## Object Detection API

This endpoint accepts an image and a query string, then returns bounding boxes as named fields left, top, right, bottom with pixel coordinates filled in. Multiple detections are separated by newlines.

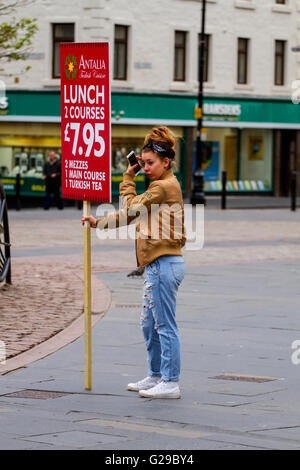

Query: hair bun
left=144, top=126, right=176, bottom=151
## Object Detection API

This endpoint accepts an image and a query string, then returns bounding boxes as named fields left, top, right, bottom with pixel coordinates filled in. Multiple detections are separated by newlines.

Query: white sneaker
left=139, top=380, right=181, bottom=399
left=127, top=375, right=161, bottom=392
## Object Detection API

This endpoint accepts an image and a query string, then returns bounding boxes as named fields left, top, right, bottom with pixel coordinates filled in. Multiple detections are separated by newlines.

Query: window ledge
left=180, top=0, right=216, bottom=3
left=233, top=84, right=254, bottom=92
left=203, top=81, right=216, bottom=89
left=271, top=85, right=290, bottom=93
left=43, top=78, right=60, bottom=88
left=272, top=5, right=292, bottom=14
left=111, top=80, right=134, bottom=90
left=234, top=1, right=256, bottom=10
left=169, top=81, right=194, bottom=92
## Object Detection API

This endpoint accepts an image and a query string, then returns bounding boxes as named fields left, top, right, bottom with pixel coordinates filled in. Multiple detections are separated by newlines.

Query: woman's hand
left=81, top=215, right=97, bottom=228
left=125, top=163, right=138, bottom=177
left=125, top=156, right=142, bottom=176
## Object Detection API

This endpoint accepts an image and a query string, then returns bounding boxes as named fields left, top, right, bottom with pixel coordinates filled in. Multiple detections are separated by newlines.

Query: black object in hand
left=126, top=151, right=142, bottom=175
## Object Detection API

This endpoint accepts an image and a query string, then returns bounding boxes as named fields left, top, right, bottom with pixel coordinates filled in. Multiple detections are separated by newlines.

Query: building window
left=237, top=38, right=249, bottom=84
left=198, top=34, right=210, bottom=82
left=52, top=23, right=74, bottom=79
left=275, top=0, right=286, bottom=4
left=274, top=40, right=286, bottom=85
left=114, top=25, right=128, bottom=80
left=174, top=31, right=187, bottom=81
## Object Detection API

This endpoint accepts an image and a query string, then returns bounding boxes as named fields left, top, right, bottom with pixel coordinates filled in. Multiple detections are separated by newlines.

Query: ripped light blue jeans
left=141, top=255, right=185, bottom=382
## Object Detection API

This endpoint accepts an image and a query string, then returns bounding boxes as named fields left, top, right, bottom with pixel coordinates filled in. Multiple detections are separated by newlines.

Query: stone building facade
left=1, top=0, right=300, bottom=198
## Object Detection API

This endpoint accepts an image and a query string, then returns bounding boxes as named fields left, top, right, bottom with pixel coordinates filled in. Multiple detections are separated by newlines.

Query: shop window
left=174, top=31, right=187, bottom=82
left=114, top=25, right=129, bottom=80
left=8, top=148, right=61, bottom=177
left=274, top=40, right=286, bottom=86
left=237, top=38, right=249, bottom=84
left=194, top=128, right=273, bottom=193
left=112, top=139, right=143, bottom=173
left=0, top=147, right=11, bottom=177
left=52, top=23, right=75, bottom=79
left=198, top=34, right=210, bottom=82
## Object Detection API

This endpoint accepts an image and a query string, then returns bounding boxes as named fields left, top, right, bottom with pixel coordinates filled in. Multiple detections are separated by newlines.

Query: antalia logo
left=65, top=55, right=78, bottom=80
left=78, top=55, right=106, bottom=79
left=79, top=55, right=106, bottom=70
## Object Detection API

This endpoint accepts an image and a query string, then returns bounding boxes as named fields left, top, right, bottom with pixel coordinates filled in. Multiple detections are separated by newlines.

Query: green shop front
left=1, top=90, right=300, bottom=199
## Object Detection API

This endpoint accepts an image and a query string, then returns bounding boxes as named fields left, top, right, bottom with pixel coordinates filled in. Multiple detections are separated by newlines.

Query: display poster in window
left=60, top=42, right=111, bottom=202
left=192, top=141, right=220, bottom=181
left=249, top=136, right=263, bottom=161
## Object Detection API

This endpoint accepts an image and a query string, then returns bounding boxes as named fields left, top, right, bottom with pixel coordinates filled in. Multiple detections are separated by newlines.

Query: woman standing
left=82, top=126, right=186, bottom=399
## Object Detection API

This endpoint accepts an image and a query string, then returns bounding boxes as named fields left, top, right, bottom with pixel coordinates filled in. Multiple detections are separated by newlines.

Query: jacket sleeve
left=120, top=173, right=166, bottom=211
left=96, top=173, right=165, bottom=229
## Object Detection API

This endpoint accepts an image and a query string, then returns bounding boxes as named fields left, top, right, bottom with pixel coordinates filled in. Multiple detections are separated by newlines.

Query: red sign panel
left=60, top=42, right=111, bottom=202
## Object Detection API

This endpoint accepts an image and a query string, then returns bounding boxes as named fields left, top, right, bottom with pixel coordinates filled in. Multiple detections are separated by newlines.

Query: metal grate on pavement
left=2, top=389, right=73, bottom=399
left=209, top=374, right=281, bottom=383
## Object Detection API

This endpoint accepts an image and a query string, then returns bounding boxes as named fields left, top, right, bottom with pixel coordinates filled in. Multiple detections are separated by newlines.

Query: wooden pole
left=83, top=200, right=92, bottom=390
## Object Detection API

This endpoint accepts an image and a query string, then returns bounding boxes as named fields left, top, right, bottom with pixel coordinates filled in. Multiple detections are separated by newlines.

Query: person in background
left=42, top=151, right=63, bottom=210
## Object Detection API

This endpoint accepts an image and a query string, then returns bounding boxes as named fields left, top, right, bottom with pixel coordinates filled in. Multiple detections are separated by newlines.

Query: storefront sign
left=60, top=42, right=111, bottom=202
left=203, top=103, right=241, bottom=120
left=0, top=96, right=8, bottom=110
left=5, top=89, right=300, bottom=128
left=0, top=79, right=8, bottom=113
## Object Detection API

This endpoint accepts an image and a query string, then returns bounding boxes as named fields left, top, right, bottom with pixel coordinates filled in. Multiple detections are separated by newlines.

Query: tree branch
left=0, top=1, right=35, bottom=15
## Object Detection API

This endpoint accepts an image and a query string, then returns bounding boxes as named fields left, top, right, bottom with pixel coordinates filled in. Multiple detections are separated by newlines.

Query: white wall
left=1, top=0, right=298, bottom=99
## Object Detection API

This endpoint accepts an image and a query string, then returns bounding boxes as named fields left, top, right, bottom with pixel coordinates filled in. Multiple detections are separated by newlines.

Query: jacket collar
left=158, top=168, right=174, bottom=180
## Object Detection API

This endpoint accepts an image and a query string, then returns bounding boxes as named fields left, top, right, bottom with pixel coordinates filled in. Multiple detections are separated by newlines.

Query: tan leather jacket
left=96, top=168, right=186, bottom=267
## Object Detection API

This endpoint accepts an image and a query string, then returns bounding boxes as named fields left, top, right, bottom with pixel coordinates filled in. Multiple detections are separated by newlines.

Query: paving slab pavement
left=1, top=206, right=300, bottom=450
